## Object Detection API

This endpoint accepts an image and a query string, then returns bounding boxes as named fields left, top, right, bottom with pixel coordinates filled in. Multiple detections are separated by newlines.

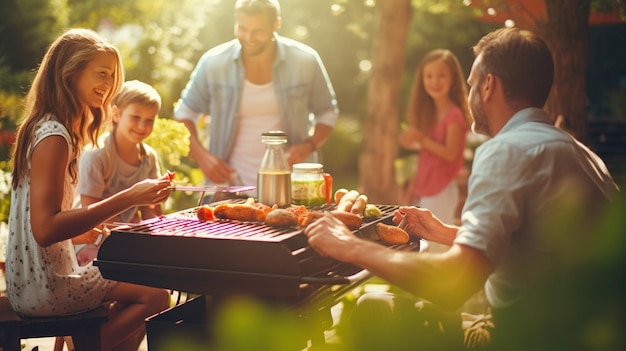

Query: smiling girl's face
left=73, top=51, right=117, bottom=110
left=422, top=58, right=453, bottom=103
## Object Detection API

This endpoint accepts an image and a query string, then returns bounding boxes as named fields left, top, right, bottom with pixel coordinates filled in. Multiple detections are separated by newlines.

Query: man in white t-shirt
left=174, top=0, right=338, bottom=190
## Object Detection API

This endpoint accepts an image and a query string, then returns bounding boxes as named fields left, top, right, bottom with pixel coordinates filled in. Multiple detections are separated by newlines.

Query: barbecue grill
left=95, top=203, right=418, bottom=299
left=94, top=202, right=420, bottom=348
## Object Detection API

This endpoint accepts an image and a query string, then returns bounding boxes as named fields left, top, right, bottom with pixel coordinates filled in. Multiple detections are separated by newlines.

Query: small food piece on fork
left=196, top=205, right=215, bottom=222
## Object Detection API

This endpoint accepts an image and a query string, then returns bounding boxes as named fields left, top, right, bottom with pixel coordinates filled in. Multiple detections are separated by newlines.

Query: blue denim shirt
left=174, top=34, right=339, bottom=161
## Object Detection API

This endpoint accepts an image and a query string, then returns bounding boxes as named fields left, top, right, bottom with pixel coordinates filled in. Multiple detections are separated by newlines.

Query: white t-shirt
left=229, top=80, right=282, bottom=188
left=78, top=134, right=160, bottom=222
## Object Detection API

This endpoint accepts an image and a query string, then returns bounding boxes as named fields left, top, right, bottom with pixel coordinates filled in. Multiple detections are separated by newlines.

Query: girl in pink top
left=399, top=49, right=471, bottom=251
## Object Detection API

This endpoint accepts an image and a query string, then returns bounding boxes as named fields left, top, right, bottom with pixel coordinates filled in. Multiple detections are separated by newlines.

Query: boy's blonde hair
left=112, top=80, right=162, bottom=111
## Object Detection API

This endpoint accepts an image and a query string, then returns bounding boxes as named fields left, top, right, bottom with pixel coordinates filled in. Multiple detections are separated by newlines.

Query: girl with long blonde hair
left=8, top=28, right=171, bottom=350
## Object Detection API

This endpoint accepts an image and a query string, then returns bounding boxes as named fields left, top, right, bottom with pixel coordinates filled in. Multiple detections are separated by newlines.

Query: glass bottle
left=257, top=131, right=291, bottom=207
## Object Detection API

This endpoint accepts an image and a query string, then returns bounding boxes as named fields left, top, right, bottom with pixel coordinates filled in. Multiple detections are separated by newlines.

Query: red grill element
left=95, top=204, right=418, bottom=299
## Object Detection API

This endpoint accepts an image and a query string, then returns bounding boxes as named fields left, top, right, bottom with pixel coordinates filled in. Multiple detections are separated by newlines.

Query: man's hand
left=181, top=118, right=235, bottom=183
left=304, top=213, right=358, bottom=261
left=196, top=149, right=236, bottom=184
left=393, top=206, right=458, bottom=246
left=287, top=142, right=314, bottom=166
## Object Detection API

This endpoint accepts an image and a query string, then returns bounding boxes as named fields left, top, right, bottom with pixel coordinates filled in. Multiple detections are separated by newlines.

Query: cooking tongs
left=167, top=185, right=256, bottom=193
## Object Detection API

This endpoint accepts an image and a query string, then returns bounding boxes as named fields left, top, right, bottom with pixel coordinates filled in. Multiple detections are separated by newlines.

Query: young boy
left=76, top=80, right=164, bottom=264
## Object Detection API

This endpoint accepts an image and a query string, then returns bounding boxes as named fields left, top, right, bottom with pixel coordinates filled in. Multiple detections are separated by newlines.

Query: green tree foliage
left=142, top=117, right=199, bottom=212
left=402, top=10, right=498, bottom=118
left=1, top=0, right=623, bottom=190
left=279, top=0, right=375, bottom=119
left=65, top=0, right=224, bottom=116
left=0, top=161, right=10, bottom=223
left=143, top=117, right=190, bottom=172
left=0, top=0, right=69, bottom=152
left=0, top=0, right=68, bottom=86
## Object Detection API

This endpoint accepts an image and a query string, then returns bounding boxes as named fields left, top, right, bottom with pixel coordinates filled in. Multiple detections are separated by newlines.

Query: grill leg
left=306, top=307, right=334, bottom=350
left=309, top=329, right=326, bottom=349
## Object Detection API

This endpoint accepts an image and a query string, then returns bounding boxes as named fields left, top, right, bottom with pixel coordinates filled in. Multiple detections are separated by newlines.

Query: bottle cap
left=262, top=131, right=287, bottom=138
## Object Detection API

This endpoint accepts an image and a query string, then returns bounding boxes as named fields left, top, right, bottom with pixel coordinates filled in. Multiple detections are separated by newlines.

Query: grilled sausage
left=375, top=222, right=410, bottom=245
left=213, top=203, right=269, bottom=222
left=329, top=210, right=363, bottom=230
left=336, top=190, right=360, bottom=212
left=265, top=209, right=299, bottom=228
left=334, top=188, right=349, bottom=204
left=350, top=194, right=368, bottom=216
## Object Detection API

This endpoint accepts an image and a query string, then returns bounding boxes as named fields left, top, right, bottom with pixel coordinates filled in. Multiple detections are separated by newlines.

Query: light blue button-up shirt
left=454, top=108, right=618, bottom=309
left=174, top=34, right=339, bottom=162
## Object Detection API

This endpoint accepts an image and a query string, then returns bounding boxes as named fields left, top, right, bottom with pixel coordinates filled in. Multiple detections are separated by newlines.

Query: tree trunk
left=359, top=0, right=412, bottom=204
left=540, top=0, right=591, bottom=143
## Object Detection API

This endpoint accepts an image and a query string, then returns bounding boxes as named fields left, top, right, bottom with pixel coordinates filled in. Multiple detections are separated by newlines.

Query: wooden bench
left=0, top=296, right=108, bottom=351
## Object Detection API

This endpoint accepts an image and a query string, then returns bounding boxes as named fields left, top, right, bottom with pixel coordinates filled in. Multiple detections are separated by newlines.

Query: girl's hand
left=399, top=127, right=423, bottom=150
left=128, top=178, right=173, bottom=206
left=413, top=129, right=425, bottom=143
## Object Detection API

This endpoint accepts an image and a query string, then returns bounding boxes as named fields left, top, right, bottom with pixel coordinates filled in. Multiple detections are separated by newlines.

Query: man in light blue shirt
left=303, top=27, right=619, bottom=349
left=174, top=0, right=338, bottom=188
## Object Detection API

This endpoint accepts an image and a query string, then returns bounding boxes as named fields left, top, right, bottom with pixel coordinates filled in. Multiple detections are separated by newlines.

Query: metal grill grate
left=95, top=204, right=410, bottom=297
left=115, top=204, right=400, bottom=242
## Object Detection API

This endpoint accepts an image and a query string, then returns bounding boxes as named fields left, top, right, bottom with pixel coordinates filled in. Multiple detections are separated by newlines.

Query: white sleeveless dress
left=6, top=116, right=117, bottom=317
